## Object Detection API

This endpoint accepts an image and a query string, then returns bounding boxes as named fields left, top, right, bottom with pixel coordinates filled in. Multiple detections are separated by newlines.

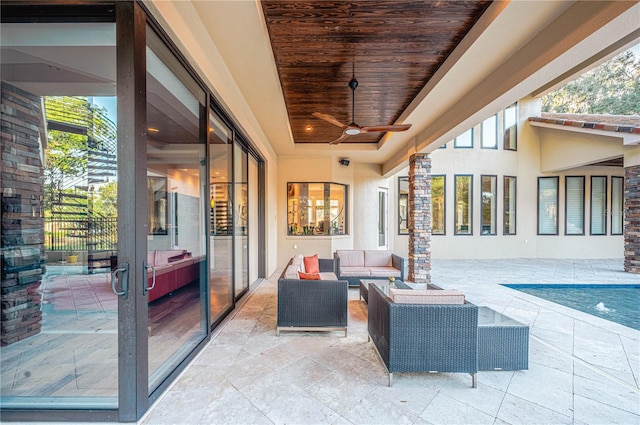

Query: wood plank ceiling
left=261, top=0, right=491, bottom=145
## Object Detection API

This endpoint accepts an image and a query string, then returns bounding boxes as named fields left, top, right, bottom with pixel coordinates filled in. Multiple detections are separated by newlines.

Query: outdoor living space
left=132, top=258, right=640, bottom=425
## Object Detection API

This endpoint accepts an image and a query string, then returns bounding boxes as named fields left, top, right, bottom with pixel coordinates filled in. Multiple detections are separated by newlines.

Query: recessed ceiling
left=261, top=0, right=491, bottom=145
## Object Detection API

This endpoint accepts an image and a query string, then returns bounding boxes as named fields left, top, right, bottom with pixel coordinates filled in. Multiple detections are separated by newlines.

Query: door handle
left=111, top=263, right=129, bottom=298
left=144, top=261, right=156, bottom=294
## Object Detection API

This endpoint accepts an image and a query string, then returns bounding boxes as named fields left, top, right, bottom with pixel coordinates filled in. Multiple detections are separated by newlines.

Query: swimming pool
left=503, top=284, right=640, bottom=330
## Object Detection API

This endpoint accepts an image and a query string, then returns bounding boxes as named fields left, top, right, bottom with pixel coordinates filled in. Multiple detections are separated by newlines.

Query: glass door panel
left=248, top=155, right=259, bottom=285
left=233, top=144, right=249, bottom=298
left=1, top=21, right=119, bottom=408
left=209, top=113, right=233, bottom=325
left=145, top=26, right=207, bottom=393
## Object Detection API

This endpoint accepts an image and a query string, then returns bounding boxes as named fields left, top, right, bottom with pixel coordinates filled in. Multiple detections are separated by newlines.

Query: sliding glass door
left=1, top=2, right=264, bottom=421
left=145, top=25, right=208, bottom=393
left=0, top=12, right=120, bottom=414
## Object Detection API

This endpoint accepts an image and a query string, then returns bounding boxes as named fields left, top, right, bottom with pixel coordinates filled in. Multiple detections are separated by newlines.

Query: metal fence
left=45, top=217, right=118, bottom=252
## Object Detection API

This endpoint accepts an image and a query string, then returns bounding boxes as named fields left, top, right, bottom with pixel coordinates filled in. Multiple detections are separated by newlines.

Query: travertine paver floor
left=141, top=259, right=639, bottom=425
left=5, top=259, right=639, bottom=424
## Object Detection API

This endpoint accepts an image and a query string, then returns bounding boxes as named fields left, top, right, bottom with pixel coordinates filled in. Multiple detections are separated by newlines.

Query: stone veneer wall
left=624, top=165, right=640, bottom=273
left=1, top=82, right=45, bottom=346
left=408, top=153, right=431, bottom=283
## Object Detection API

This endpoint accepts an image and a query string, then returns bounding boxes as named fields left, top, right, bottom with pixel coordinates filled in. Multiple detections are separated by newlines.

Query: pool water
left=503, top=284, right=640, bottom=330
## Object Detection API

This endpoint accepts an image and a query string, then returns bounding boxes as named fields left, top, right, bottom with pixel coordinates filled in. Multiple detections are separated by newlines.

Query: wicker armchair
left=276, top=258, right=348, bottom=336
left=367, top=284, right=478, bottom=387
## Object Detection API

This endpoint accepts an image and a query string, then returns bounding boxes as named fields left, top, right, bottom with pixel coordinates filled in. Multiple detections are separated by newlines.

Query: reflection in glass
left=234, top=144, right=249, bottom=298
left=1, top=21, right=118, bottom=407
left=481, top=115, right=497, bottom=148
left=481, top=175, right=497, bottom=235
left=432, top=175, right=446, bottom=235
left=287, top=183, right=347, bottom=236
left=504, top=176, right=517, bottom=235
left=209, top=112, right=233, bottom=325
left=538, top=177, right=558, bottom=235
left=611, top=177, right=623, bottom=235
left=148, top=177, right=168, bottom=235
left=398, top=177, right=409, bottom=235
left=590, top=176, right=607, bottom=235
left=146, top=25, right=207, bottom=393
left=565, top=176, right=585, bottom=235
left=455, top=175, right=473, bottom=235
left=454, top=129, right=473, bottom=148
left=504, top=103, right=517, bottom=150
left=378, top=189, right=387, bottom=247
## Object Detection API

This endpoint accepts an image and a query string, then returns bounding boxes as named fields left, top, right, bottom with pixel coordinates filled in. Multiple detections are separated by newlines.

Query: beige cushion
left=390, top=288, right=465, bottom=304
left=292, top=254, right=304, bottom=272
left=369, top=267, right=401, bottom=278
left=336, top=250, right=365, bottom=267
left=154, top=250, right=187, bottom=266
left=339, top=266, right=371, bottom=277
left=284, top=264, right=299, bottom=279
left=318, top=272, right=338, bottom=280
left=364, top=250, right=392, bottom=267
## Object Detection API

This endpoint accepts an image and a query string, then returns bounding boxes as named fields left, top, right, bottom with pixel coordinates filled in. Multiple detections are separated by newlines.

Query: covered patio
left=138, top=259, right=640, bottom=425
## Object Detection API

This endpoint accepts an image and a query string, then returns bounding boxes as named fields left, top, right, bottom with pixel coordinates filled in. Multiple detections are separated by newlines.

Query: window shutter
left=565, top=177, right=584, bottom=235
left=611, top=177, right=623, bottom=235
left=590, top=177, right=607, bottom=235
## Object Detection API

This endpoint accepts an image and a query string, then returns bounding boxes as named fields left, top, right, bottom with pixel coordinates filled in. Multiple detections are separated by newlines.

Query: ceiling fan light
left=345, top=128, right=360, bottom=135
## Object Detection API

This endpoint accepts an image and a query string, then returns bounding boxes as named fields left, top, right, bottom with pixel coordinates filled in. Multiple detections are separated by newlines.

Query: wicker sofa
left=276, top=255, right=349, bottom=336
left=334, top=250, right=405, bottom=287
left=367, top=283, right=478, bottom=387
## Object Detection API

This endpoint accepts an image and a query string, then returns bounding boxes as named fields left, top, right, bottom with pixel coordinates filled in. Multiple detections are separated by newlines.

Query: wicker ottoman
left=477, top=306, right=529, bottom=371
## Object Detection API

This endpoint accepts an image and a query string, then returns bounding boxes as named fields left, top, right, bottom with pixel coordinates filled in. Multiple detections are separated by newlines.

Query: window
left=481, top=115, right=498, bottom=149
left=611, top=176, right=623, bottom=235
left=590, top=176, right=607, bottom=235
left=454, top=175, right=473, bottom=235
left=538, top=177, right=558, bottom=235
left=565, top=176, right=584, bottom=235
left=432, top=175, right=446, bottom=235
left=454, top=129, right=473, bottom=148
left=378, top=188, right=388, bottom=247
left=287, top=182, right=347, bottom=236
left=398, top=176, right=409, bottom=235
left=504, top=176, right=516, bottom=235
left=481, top=175, right=497, bottom=235
left=504, top=103, right=517, bottom=150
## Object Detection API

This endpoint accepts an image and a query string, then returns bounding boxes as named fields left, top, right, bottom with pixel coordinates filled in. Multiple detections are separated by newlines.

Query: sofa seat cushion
left=369, top=266, right=401, bottom=278
left=319, top=272, right=338, bottom=280
left=389, top=288, right=465, bottom=304
left=340, top=266, right=371, bottom=277
left=152, top=263, right=174, bottom=277
left=364, top=250, right=392, bottom=267
left=336, top=250, right=365, bottom=267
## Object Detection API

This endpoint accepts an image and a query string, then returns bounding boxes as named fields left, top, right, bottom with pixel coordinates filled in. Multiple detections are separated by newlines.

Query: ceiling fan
left=313, top=77, right=412, bottom=145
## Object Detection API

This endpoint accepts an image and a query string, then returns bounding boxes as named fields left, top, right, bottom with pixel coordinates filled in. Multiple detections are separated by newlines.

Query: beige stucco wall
left=392, top=97, right=625, bottom=260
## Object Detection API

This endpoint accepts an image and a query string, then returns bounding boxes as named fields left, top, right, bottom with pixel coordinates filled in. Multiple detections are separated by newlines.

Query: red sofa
left=146, top=250, right=202, bottom=302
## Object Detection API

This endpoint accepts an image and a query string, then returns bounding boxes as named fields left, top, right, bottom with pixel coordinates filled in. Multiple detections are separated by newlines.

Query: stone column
left=1, top=82, right=45, bottom=346
left=408, top=153, right=431, bottom=283
left=624, top=165, right=640, bottom=273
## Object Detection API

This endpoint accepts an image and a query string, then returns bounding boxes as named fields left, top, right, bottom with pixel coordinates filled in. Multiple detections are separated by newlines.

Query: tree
left=542, top=50, right=640, bottom=115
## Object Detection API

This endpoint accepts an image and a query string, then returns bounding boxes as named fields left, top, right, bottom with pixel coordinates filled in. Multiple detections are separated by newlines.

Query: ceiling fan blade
left=328, top=133, right=351, bottom=145
left=312, top=112, right=347, bottom=129
left=360, top=124, right=412, bottom=133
